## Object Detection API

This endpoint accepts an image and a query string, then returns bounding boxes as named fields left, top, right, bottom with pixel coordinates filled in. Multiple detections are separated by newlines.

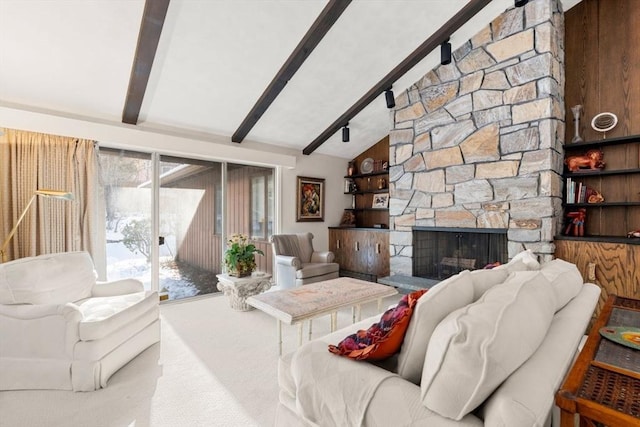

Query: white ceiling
left=0, top=0, right=581, bottom=160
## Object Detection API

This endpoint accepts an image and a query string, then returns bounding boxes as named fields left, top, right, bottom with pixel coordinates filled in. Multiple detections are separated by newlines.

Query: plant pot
left=228, top=260, right=254, bottom=278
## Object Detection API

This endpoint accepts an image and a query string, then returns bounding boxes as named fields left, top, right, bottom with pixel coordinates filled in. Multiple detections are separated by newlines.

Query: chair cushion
left=296, top=262, right=339, bottom=279
left=420, top=271, right=556, bottom=420
left=396, top=271, right=475, bottom=384
left=540, top=258, right=584, bottom=311
left=328, top=290, right=428, bottom=361
left=0, top=251, right=95, bottom=305
left=77, top=291, right=158, bottom=341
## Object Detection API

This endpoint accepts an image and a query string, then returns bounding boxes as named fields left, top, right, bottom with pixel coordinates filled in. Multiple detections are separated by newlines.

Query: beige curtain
left=0, top=128, right=105, bottom=274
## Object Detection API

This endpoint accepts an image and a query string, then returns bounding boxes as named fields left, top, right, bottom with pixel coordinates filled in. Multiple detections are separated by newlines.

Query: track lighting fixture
left=384, top=88, right=395, bottom=109
left=514, top=0, right=528, bottom=6
left=440, top=39, right=452, bottom=65
left=342, top=124, right=350, bottom=143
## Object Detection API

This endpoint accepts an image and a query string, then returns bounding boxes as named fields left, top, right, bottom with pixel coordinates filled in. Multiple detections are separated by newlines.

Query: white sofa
left=0, top=251, right=160, bottom=391
left=276, top=254, right=600, bottom=426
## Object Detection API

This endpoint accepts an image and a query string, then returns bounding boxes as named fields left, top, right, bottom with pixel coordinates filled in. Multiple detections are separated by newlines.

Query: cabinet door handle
left=337, top=239, right=340, bottom=249
left=355, top=241, right=359, bottom=251
left=376, top=243, right=380, bottom=254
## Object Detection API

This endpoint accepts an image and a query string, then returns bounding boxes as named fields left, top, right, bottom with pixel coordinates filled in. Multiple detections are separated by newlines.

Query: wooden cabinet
left=562, top=135, right=640, bottom=239
left=555, top=239, right=640, bottom=319
left=329, top=228, right=389, bottom=282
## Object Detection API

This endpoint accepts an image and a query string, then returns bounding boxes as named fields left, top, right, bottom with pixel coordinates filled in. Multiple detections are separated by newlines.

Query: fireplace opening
left=413, top=227, right=508, bottom=281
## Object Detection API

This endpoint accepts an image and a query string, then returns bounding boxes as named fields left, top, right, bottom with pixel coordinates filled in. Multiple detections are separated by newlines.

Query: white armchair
left=0, top=251, right=160, bottom=391
left=270, top=233, right=339, bottom=288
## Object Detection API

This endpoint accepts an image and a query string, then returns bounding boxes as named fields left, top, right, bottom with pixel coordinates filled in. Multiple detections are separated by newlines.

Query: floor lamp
left=0, top=189, right=75, bottom=263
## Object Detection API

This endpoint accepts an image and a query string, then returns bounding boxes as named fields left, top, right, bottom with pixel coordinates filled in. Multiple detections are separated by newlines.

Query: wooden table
left=246, top=277, right=398, bottom=355
left=556, top=295, right=640, bottom=426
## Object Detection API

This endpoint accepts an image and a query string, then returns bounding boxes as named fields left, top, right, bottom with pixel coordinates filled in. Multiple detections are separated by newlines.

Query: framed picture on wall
left=372, top=193, right=389, bottom=209
left=296, top=176, right=324, bottom=222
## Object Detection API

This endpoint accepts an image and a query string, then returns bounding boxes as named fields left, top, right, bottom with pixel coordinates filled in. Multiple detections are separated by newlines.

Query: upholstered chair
left=0, top=251, right=160, bottom=391
left=270, top=233, right=339, bottom=288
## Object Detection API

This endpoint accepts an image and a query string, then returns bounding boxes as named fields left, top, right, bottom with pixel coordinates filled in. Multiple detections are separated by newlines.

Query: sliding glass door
left=157, top=156, right=222, bottom=300
left=100, top=148, right=153, bottom=289
left=100, top=150, right=275, bottom=301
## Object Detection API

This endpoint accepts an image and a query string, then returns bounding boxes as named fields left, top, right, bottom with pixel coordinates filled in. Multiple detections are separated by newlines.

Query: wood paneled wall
left=564, top=0, right=640, bottom=141
left=558, top=0, right=640, bottom=317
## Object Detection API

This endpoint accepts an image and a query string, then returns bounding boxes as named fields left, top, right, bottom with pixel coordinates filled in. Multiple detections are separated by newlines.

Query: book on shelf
left=566, top=178, right=587, bottom=204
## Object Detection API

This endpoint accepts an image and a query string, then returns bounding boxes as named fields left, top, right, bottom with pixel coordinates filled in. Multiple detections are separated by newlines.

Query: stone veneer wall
left=389, top=0, right=565, bottom=276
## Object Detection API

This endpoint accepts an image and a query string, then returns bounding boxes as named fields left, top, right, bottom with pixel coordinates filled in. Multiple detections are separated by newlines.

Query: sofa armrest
left=311, top=251, right=335, bottom=263
left=275, top=255, right=302, bottom=270
left=92, top=278, right=144, bottom=296
left=0, top=303, right=81, bottom=358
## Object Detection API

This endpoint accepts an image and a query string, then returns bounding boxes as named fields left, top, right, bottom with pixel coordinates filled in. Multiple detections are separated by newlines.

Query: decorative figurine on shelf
left=571, top=105, right=583, bottom=143
left=347, top=161, right=356, bottom=176
left=340, top=210, right=356, bottom=227
left=586, top=187, right=604, bottom=203
left=628, top=230, right=640, bottom=238
left=591, top=112, right=618, bottom=139
left=564, top=209, right=586, bottom=237
left=565, top=149, right=605, bottom=172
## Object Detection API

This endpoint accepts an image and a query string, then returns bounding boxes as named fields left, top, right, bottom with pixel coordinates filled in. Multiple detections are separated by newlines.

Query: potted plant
left=223, top=233, right=265, bottom=277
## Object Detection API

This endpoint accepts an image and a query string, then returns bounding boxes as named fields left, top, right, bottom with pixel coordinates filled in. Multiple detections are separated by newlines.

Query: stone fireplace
left=389, top=0, right=565, bottom=276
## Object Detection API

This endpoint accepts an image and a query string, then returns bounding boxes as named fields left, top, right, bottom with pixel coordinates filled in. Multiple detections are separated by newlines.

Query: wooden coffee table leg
left=308, top=320, right=312, bottom=341
left=331, top=312, right=337, bottom=331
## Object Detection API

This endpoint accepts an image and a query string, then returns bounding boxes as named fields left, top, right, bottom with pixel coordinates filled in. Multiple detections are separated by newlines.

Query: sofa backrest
left=0, top=251, right=96, bottom=305
left=270, top=233, right=314, bottom=263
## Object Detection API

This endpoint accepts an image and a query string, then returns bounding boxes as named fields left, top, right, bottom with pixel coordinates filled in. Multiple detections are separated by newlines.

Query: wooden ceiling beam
left=302, top=0, right=492, bottom=155
left=231, top=0, right=352, bottom=143
left=122, top=0, right=171, bottom=125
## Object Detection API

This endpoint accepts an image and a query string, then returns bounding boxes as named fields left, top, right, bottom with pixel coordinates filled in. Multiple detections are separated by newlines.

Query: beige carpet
left=0, top=292, right=400, bottom=427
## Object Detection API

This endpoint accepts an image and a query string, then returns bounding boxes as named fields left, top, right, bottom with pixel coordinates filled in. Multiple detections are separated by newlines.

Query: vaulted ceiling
left=0, top=0, right=580, bottom=160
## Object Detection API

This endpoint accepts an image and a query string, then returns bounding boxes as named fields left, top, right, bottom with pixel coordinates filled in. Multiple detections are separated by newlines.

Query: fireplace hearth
left=413, top=227, right=508, bottom=281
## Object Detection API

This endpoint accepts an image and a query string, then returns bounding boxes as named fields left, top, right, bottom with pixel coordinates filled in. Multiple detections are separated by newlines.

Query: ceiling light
left=440, top=39, right=452, bottom=65
left=384, top=88, right=395, bottom=109
left=342, top=124, right=350, bottom=143
left=515, top=0, right=528, bottom=6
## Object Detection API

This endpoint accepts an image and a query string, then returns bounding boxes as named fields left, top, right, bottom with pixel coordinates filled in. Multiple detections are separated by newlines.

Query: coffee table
left=556, top=295, right=640, bottom=426
left=246, top=277, right=398, bottom=355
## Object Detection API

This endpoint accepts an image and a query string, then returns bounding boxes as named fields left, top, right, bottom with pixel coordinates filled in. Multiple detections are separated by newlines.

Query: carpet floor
left=0, top=292, right=400, bottom=427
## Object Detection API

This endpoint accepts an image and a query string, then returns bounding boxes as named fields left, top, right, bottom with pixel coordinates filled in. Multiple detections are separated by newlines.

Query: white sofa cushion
left=420, top=271, right=556, bottom=420
left=0, top=252, right=95, bottom=305
left=540, top=258, right=584, bottom=311
left=469, top=268, right=510, bottom=300
left=396, top=271, right=475, bottom=384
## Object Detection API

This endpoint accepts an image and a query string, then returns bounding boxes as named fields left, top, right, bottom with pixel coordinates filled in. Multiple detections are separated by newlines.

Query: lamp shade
left=35, top=190, right=75, bottom=200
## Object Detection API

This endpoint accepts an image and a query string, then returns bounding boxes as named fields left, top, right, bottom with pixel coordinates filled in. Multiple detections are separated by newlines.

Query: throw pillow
left=495, top=249, right=541, bottom=273
left=328, top=289, right=428, bottom=361
left=396, top=271, right=475, bottom=384
left=420, top=270, right=556, bottom=420
left=540, top=258, right=583, bottom=311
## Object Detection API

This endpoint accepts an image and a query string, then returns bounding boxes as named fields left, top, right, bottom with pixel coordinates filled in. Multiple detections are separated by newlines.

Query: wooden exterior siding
left=227, top=165, right=273, bottom=274
left=166, top=164, right=273, bottom=276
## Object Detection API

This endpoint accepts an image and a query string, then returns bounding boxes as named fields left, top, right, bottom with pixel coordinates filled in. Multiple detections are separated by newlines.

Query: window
left=251, top=172, right=273, bottom=241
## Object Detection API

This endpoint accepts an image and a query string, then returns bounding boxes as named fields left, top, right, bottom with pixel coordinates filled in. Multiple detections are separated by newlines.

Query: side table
left=216, top=273, right=272, bottom=311
left=556, top=295, right=640, bottom=426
